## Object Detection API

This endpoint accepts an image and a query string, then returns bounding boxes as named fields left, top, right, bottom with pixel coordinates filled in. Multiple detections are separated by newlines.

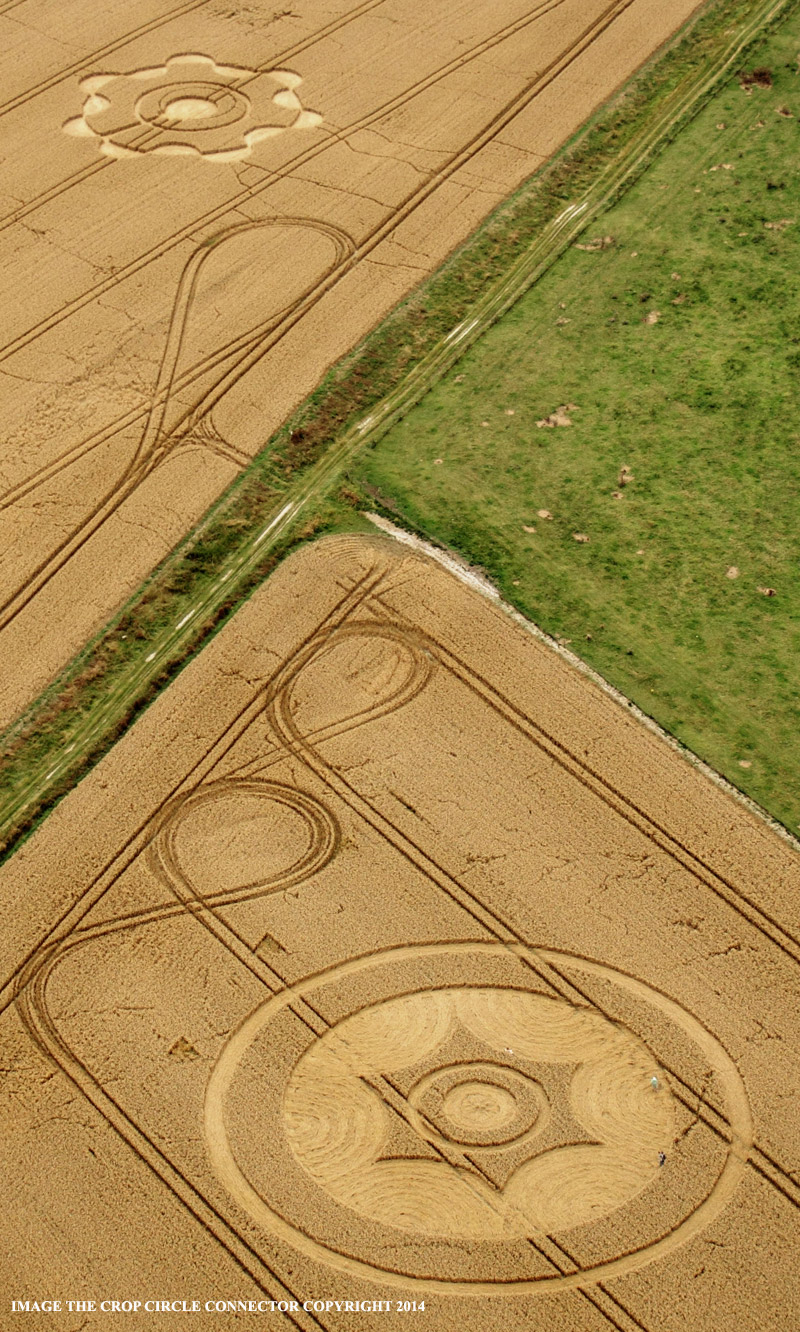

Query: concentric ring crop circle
left=204, top=941, right=752, bottom=1295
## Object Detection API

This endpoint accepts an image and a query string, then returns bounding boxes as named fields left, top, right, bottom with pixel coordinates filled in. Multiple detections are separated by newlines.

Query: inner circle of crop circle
left=136, top=82, right=249, bottom=131
left=444, top=1079, right=516, bottom=1131
left=283, top=991, right=674, bottom=1240
left=163, top=96, right=219, bottom=121
left=407, top=1059, right=549, bottom=1150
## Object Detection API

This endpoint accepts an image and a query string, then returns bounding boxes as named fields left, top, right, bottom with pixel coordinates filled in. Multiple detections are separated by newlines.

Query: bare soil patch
left=737, top=65, right=774, bottom=88
left=536, top=403, right=577, bottom=428
left=574, top=233, right=616, bottom=251
left=1, top=533, right=798, bottom=1327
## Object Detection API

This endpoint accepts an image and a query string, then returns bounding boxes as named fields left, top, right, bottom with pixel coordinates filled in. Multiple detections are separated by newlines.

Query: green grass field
left=354, top=15, right=800, bottom=833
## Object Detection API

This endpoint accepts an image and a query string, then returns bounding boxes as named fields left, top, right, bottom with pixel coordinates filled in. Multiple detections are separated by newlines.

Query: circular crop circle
left=163, top=96, right=219, bottom=121
left=282, top=990, right=673, bottom=1240
left=407, top=1060, right=549, bottom=1150
left=63, top=56, right=322, bottom=161
left=136, top=82, right=249, bottom=131
left=444, top=1079, right=517, bottom=1132
left=205, top=942, right=752, bottom=1295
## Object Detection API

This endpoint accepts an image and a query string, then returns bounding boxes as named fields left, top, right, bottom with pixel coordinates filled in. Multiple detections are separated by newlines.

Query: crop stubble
left=0, top=0, right=705, bottom=726
left=2, top=534, right=799, bottom=1328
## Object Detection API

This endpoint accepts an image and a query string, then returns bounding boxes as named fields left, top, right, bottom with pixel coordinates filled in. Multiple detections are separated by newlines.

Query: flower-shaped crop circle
left=63, top=53, right=322, bottom=162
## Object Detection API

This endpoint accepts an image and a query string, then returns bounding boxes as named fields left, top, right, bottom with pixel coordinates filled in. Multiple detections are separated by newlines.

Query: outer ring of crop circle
left=205, top=941, right=753, bottom=1296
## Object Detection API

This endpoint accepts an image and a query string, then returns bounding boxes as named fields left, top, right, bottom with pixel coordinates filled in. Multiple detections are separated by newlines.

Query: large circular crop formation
left=205, top=942, right=751, bottom=1295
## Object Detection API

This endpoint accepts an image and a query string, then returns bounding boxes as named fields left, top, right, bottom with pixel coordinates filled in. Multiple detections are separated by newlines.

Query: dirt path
left=0, top=0, right=707, bottom=727
left=2, top=532, right=798, bottom=1327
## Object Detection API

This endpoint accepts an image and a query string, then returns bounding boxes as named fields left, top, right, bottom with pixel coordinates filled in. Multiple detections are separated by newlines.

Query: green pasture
left=354, top=18, right=800, bottom=831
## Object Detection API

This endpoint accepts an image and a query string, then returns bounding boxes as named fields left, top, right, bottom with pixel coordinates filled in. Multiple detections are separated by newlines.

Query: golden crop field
left=2, top=534, right=797, bottom=1328
left=0, top=0, right=701, bottom=726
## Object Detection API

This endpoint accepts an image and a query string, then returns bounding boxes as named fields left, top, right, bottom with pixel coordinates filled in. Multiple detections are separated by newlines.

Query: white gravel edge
left=363, top=510, right=800, bottom=853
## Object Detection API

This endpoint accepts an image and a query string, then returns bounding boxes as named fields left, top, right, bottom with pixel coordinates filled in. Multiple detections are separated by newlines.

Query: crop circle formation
left=62, top=54, right=322, bottom=161
left=205, top=942, right=751, bottom=1294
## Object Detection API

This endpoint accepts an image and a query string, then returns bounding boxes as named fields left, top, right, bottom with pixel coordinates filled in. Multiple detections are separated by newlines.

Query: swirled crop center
left=444, top=1079, right=518, bottom=1132
left=160, top=98, right=220, bottom=122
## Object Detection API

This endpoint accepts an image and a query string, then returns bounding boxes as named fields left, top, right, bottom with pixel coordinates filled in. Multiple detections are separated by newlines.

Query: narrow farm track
left=0, top=0, right=788, bottom=851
